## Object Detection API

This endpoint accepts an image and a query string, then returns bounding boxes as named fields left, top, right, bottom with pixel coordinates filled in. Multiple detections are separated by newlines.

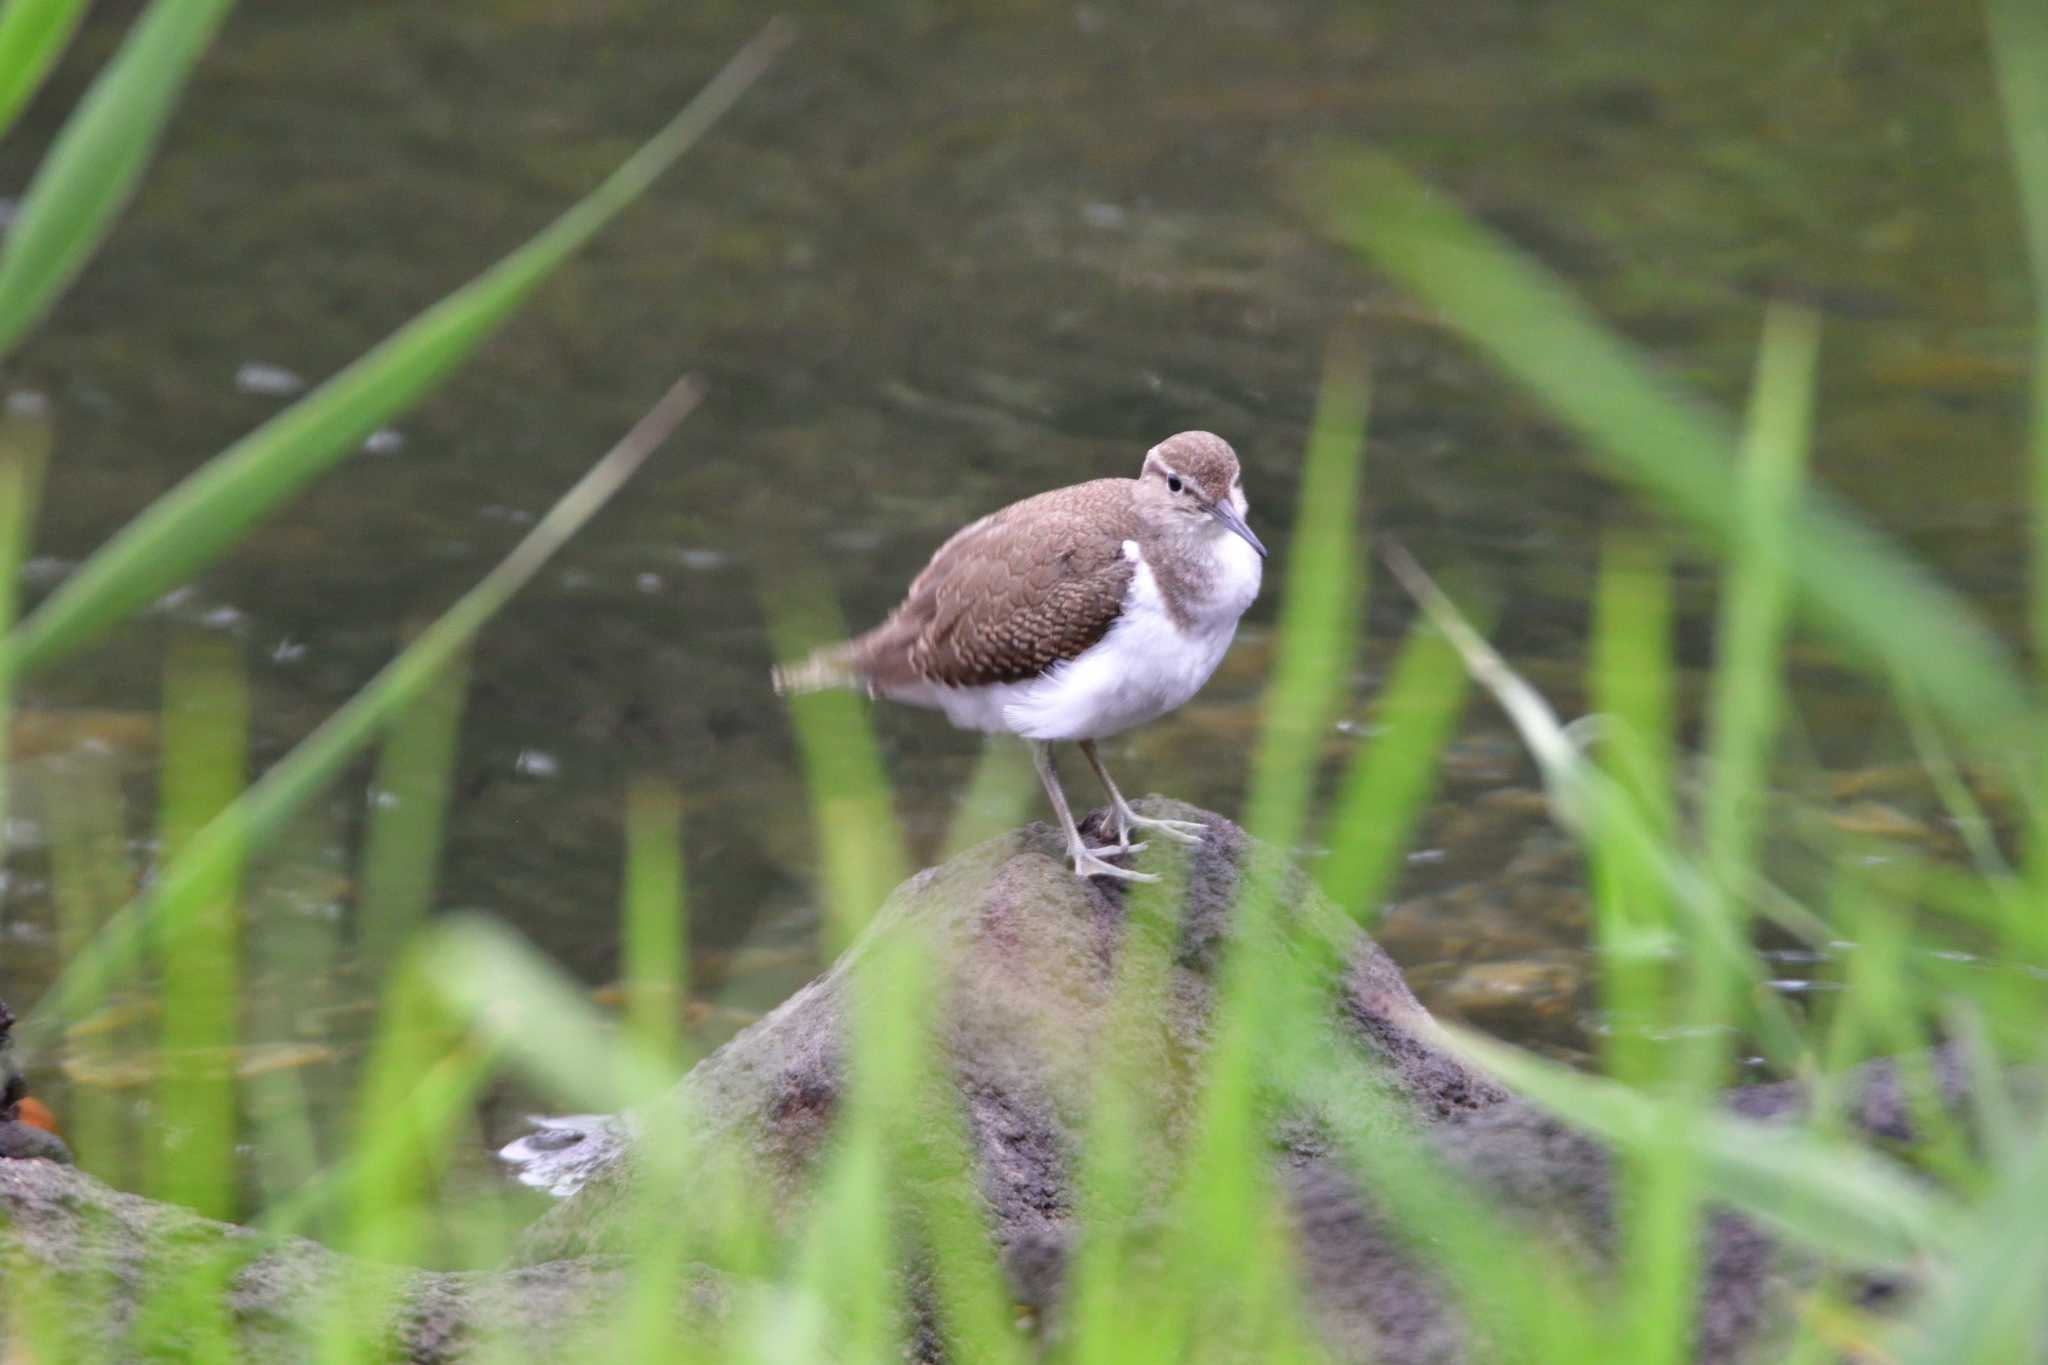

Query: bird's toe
left=1129, top=815, right=1207, bottom=846
left=1071, top=851, right=1160, bottom=883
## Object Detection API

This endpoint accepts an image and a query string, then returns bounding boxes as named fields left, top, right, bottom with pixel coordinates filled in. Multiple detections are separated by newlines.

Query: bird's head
left=1135, top=431, right=1266, bottom=557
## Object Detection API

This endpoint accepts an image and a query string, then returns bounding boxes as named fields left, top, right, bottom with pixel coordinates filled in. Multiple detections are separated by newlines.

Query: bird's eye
left=1167, top=475, right=1183, bottom=494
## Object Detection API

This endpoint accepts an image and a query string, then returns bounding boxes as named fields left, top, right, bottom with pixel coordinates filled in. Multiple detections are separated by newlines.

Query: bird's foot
left=1120, top=812, right=1207, bottom=847
left=1069, top=848, right=1159, bottom=883
left=1091, top=836, right=1150, bottom=855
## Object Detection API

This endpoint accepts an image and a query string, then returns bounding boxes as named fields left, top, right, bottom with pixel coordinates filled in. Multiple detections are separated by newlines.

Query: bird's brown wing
left=848, top=479, right=1138, bottom=690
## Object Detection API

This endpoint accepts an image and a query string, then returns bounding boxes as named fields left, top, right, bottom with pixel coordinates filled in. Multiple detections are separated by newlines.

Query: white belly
left=885, top=531, right=1260, bottom=742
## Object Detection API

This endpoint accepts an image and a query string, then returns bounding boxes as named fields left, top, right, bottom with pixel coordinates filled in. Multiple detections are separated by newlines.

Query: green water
left=0, top=0, right=2030, bottom=1177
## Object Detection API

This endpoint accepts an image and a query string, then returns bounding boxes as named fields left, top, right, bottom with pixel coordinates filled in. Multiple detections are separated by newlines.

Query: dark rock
left=0, top=1157, right=649, bottom=1361
left=505, top=801, right=1989, bottom=1364
left=0, top=1118, right=70, bottom=1162
left=514, top=800, right=1508, bottom=1265
left=1726, top=1044, right=1982, bottom=1140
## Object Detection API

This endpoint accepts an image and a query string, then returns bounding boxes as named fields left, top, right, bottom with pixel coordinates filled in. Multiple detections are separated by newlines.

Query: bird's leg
left=1032, top=742, right=1158, bottom=882
left=1078, top=739, right=1207, bottom=847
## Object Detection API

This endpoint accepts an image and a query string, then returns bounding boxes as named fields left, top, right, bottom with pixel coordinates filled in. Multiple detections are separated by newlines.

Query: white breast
left=983, top=530, right=1261, bottom=742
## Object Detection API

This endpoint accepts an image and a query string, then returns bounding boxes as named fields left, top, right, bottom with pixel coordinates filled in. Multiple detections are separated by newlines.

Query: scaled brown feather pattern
left=781, top=479, right=1139, bottom=695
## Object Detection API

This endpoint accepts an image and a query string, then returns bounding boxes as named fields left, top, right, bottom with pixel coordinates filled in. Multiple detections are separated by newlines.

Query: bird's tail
left=770, top=643, right=863, bottom=697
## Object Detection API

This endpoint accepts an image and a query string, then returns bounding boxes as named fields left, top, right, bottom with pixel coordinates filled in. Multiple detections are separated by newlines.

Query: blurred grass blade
left=1380, top=541, right=1585, bottom=821
left=1587, top=528, right=1678, bottom=1074
left=1303, top=151, right=2030, bottom=747
left=357, top=644, right=470, bottom=968
left=621, top=774, right=687, bottom=1077
left=1897, top=1116, right=2048, bottom=1365
left=940, top=738, right=1036, bottom=857
left=264, top=915, right=657, bottom=1239
left=1289, top=1056, right=1608, bottom=1363
left=137, top=632, right=250, bottom=1361
left=1243, top=332, right=1369, bottom=851
left=1988, top=0, right=2048, bottom=952
left=0, top=0, right=234, bottom=359
left=770, top=562, right=1011, bottom=1360
left=243, top=811, right=337, bottom=1215
left=1154, top=338, right=1368, bottom=1362
left=307, top=951, right=498, bottom=1361
left=3, top=21, right=789, bottom=675
left=1447, top=1026, right=1954, bottom=1266
left=339, top=953, right=483, bottom=1269
left=41, top=745, right=126, bottom=1177
left=0, top=392, right=50, bottom=866
left=21, top=376, right=703, bottom=1046
left=784, top=931, right=946, bottom=1362
left=1587, top=532, right=1690, bottom=1365
left=1895, top=676, right=2015, bottom=882
left=0, top=0, right=92, bottom=142
left=1067, top=864, right=1189, bottom=1365
left=152, top=632, right=248, bottom=1222
left=1313, top=606, right=1475, bottom=923
left=1698, top=304, right=1817, bottom=930
left=1684, top=303, right=1818, bottom=1084
left=765, top=566, right=910, bottom=944
left=1990, top=0, right=2048, bottom=667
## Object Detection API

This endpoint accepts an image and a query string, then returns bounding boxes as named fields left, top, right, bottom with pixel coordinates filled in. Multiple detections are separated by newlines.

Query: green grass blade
left=1586, top=531, right=1693, bottom=1365
left=1447, top=1026, right=1955, bottom=1267
left=264, top=916, right=657, bottom=1239
left=769, top=566, right=1020, bottom=1362
left=0, top=392, right=49, bottom=876
left=621, top=774, right=688, bottom=1078
left=1243, top=337, right=1369, bottom=851
left=1587, top=529, right=1678, bottom=1080
left=243, top=815, right=336, bottom=1217
left=356, top=645, right=470, bottom=968
left=1680, top=302, right=1818, bottom=1092
left=1988, top=0, right=2048, bottom=968
left=152, top=632, right=248, bottom=1222
left=18, top=376, right=703, bottom=1047
left=1065, top=864, right=1188, bottom=1365
left=786, top=930, right=946, bottom=1363
left=0, top=0, right=234, bottom=360
left=765, top=569, right=911, bottom=944
left=1697, top=304, right=1818, bottom=939
left=1151, top=342, right=1368, bottom=1362
left=1896, top=1118, right=2048, bottom=1365
left=41, top=745, right=126, bottom=1179
left=0, top=0, right=92, bottom=143
left=1990, top=0, right=2048, bottom=670
left=1314, top=602, right=1477, bottom=924
left=940, top=737, right=1036, bottom=857
left=1302, top=152, right=2030, bottom=748
left=340, top=955, right=472, bottom=1269
left=2, top=22, right=788, bottom=676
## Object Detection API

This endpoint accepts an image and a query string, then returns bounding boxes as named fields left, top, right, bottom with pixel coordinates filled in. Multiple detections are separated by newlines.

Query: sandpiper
left=774, top=431, right=1266, bottom=881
